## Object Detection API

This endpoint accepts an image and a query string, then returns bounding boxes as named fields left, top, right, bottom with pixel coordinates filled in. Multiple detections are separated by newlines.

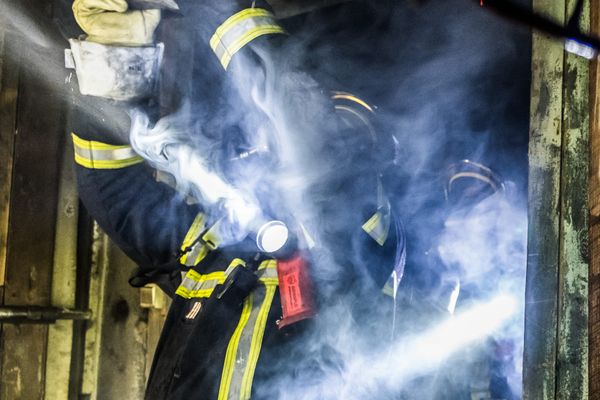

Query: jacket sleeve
left=71, top=96, right=210, bottom=294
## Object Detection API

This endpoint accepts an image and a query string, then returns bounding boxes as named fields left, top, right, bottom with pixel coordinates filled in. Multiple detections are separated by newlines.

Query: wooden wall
left=588, top=0, right=600, bottom=398
left=0, top=2, right=163, bottom=399
left=0, top=0, right=597, bottom=399
left=525, top=0, right=590, bottom=399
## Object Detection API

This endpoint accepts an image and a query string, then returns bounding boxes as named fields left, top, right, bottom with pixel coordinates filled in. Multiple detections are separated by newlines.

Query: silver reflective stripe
left=182, top=241, right=209, bottom=267
left=176, top=270, right=226, bottom=299
left=212, top=15, right=280, bottom=61
left=257, top=260, right=278, bottom=283
left=362, top=208, right=391, bottom=246
left=71, top=133, right=144, bottom=169
left=73, top=145, right=139, bottom=161
left=210, top=8, right=285, bottom=70
left=218, top=260, right=278, bottom=400
left=449, top=171, right=500, bottom=192
left=362, top=178, right=391, bottom=246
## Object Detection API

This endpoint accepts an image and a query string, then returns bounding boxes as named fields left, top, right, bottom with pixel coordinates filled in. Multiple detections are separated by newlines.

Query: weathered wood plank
left=0, top=34, right=64, bottom=400
left=96, top=243, right=148, bottom=400
left=44, top=142, right=79, bottom=400
left=556, top=1, right=590, bottom=399
left=0, top=31, right=19, bottom=288
left=141, top=285, right=170, bottom=382
left=524, top=1, right=565, bottom=399
left=81, top=223, right=110, bottom=400
left=588, top=0, right=600, bottom=397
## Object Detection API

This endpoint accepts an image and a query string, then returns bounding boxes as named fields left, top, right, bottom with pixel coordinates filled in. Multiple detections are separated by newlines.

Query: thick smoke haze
left=129, top=1, right=531, bottom=398
left=1, top=0, right=531, bottom=398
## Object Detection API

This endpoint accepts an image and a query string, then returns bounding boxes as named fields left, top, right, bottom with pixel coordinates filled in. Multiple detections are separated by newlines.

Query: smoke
left=129, top=105, right=264, bottom=244
left=253, top=293, right=519, bottom=400
left=126, top=1, right=530, bottom=398
left=436, top=188, right=528, bottom=397
left=0, top=1, right=56, bottom=49
left=1, top=0, right=531, bottom=397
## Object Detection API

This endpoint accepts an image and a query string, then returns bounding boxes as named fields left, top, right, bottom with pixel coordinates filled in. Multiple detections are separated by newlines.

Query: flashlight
left=255, top=220, right=289, bottom=253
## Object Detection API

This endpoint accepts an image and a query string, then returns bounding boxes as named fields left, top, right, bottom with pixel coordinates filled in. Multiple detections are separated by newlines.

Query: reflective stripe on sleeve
left=219, top=259, right=278, bottom=400
left=210, top=8, right=286, bottom=70
left=71, top=133, right=144, bottom=169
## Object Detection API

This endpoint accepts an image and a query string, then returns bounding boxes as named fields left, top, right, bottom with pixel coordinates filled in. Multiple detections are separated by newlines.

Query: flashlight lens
left=257, top=221, right=289, bottom=253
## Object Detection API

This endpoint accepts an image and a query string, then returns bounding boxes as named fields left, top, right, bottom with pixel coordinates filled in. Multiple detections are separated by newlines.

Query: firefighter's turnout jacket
left=72, top=114, right=398, bottom=400
left=70, top=1, right=400, bottom=399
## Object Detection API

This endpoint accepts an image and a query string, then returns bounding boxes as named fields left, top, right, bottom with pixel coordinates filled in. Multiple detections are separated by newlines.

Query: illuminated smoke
left=129, top=107, right=261, bottom=238
left=437, top=188, right=527, bottom=396
left=0, top=1, right=54, bottom=49
left=130, top=1, right=530, bottom=398
left=1, top=0, right=531, bottom=398
left=252, top=293, right=519, bottom=400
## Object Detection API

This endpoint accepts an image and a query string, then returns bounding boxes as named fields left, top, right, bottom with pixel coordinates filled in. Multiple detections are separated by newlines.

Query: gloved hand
left=72, top=0, right=161, bottom=46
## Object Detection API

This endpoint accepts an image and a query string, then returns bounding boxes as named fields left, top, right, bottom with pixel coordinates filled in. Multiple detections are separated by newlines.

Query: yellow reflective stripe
left=257, top=259, right=278, bottom=284
left=71, top=133, right=144, bottom=169
left=175, top=270, right=227, bottom=299
left=73, top=154, right=144, bottom=169
left=180, top=214, right=206, bottom=252
left=382, top=282, right=394, bottom=297
left=215, top=260, right=278, bottom=399
left=202, top=219, right=224, bottom=250
left=218, top=26, right=286, bottom=70
left=209, top=8, right=285, bottom=70
left=448, top=171, right=499, bottom=191
left=362, top=211, right=390, bottom=246
left=258, top=259, right=276, bottom=271
left=176, top=287, right=215, bottom=299
left=72, top=133, right=133, bottom=151
left=331, top=91, right=375, bottom=113
left=210, top=8, right=274, bottom=49
left=180, top=213, right=213, bottom=267
left=225, top=258, right=247, bottom=276
left=240, top=284, right=276, bottom=399
left=176, top=287, right=216, bottom=299
left=189, top=270, right=225, bottom=282
left=219, top=293, right=254, bottom=400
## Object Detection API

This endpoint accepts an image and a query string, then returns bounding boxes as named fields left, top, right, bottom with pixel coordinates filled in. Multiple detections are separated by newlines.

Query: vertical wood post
left=556, top=1, right=590, bottom=398
left=588, top=0, right=600, bottom=397
left=526, top=1, right=591, bottom=399
left=0, top=31, right=19, bottom=289
left=524, top=2, right=565, bottom=398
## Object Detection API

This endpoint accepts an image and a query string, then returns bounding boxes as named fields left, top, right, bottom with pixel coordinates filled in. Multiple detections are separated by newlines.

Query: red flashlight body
left=276, top=253, right=316, bottom=330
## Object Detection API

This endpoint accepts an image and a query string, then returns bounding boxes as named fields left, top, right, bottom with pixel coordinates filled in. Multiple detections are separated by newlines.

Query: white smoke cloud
left=128, top=1, right=530, bottom=398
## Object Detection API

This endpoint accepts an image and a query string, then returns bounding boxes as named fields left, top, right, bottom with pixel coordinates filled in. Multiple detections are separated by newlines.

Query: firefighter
left=68, top=1, right=403, bottom=399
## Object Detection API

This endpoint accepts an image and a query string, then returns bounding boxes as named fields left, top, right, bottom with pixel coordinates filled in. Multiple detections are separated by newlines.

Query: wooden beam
left=588, top=0, right=600, bottom=397
left=0, top=31, right=19, bottom=288
left=524, top=0, right=565, bottom=398
left=0, top=35, right=64, bottom=400
left=80, top=223, right=110, bottom=400
left=555, top=0, right=590, bottom=398
left=44, top=143, right=79, bottom=400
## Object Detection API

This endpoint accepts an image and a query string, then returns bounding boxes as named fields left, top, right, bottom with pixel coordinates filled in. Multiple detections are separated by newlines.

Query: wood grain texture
left=0, top=32, right=64, bottom=400
left=0, top=31, right=19, bottom=288
left=556, top=1, right=590, bottom=399
left=588, top=0, right=600, bottom=397
left=44, top=143, right=79, bottom=400
left=524, top=1, right=565, bottom=399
